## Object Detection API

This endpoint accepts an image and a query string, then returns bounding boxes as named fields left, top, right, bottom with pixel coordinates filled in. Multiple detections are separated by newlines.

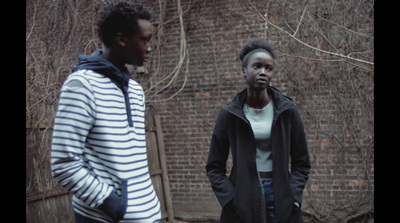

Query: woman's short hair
left=239, top=38, right=276, bottom=68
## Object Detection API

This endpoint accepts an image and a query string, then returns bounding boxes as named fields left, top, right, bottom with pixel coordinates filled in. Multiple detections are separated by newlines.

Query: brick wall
left=139, top=0, right=374, bottom=221
left=26, top=0, right=372, bottom=221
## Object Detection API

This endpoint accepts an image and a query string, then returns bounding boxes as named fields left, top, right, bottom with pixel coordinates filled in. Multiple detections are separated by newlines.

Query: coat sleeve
left=289, top=106, right=311, bottom=205
left=206, top=108, right=236, bottom=208
left=51, top=74, right=113, bottom=208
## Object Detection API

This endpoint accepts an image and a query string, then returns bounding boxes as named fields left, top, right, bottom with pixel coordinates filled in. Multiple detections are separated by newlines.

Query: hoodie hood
left=72, top=50, right=135, bottom=127
left=72, top=50, right=131, bottom=93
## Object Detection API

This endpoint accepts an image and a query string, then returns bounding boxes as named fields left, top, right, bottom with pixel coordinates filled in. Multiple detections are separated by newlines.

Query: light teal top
left=244, top=100, right=274, bottom=172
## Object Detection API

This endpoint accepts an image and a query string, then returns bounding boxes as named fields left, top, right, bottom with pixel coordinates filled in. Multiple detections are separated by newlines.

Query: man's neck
left=100, top=47, right=125, bottom=71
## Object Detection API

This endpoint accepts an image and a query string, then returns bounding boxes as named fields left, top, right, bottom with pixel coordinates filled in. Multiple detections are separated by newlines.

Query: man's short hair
left=97, top=1, right=152, bottom=47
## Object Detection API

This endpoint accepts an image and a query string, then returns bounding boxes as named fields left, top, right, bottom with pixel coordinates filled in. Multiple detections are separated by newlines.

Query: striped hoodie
left=51, top=50, right=161, bottom=222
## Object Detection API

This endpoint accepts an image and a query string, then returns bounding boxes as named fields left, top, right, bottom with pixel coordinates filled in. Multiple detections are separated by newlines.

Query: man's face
left=123, top=19, right=153, bottom=66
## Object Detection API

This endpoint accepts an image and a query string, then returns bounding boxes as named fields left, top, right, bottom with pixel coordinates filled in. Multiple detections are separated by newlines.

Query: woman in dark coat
left=206, top=38, right=311, bottom=223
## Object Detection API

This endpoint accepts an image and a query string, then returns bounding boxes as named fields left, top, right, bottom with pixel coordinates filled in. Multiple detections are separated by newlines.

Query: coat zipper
left=226, top=98, right=295, bottom=222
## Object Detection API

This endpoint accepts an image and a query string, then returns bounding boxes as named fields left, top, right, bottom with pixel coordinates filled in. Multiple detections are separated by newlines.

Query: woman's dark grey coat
left=206, top=87, right=311, bottom=223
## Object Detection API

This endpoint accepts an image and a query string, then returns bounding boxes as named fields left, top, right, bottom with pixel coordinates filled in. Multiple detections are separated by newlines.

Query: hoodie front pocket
left=97, top=180, right=128, bottom=222
left=116, top=180, right=128, bottom=221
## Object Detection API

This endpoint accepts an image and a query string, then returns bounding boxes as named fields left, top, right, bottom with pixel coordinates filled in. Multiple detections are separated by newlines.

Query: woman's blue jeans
left=261, top=178, right=277, bottom=223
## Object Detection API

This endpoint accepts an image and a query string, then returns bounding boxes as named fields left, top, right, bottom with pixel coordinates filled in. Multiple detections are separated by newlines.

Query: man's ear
left=242, top=67, right=247, bottom=78
left=115, top=32, right=126, bottom=47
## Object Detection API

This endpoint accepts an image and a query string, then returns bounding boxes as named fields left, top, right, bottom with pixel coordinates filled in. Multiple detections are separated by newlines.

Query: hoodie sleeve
left=51, top=73, right=113, bottom=208
left=206, top=108, right=236, bottom=208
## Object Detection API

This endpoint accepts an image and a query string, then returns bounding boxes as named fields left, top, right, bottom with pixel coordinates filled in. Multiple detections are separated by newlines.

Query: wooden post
left=154, top=115, right=174, bottom=222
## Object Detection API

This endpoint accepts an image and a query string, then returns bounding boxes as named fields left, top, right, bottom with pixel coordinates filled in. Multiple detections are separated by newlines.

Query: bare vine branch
left=144, top=0, right=189, bottom=103
left=247, top=0, right=374, bottom=67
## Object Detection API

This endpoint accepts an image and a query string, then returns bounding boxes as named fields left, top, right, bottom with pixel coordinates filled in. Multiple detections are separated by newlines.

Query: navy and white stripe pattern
left=51, top=69, right=161, bottom=222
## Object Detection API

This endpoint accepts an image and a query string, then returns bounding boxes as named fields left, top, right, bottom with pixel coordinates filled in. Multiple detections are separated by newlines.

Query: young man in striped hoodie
left=51, top=2, right=161, bottom=222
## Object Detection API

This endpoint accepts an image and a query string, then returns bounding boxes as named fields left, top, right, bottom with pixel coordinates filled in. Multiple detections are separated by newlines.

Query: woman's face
left=242, top=51, right=274, bottom=91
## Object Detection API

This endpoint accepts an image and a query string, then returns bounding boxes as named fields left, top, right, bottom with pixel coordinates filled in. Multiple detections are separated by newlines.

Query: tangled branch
left=144, top=0, right=193, bottom=104
left=247, top=0, right=373, bottom=68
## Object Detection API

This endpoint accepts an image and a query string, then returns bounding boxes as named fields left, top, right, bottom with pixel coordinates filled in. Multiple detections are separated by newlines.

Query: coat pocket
left=221, top=208, right=242, bottom=223
left=290, top=204, right=303, bottom=223
left=221, top=200, right=242, bottom=223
